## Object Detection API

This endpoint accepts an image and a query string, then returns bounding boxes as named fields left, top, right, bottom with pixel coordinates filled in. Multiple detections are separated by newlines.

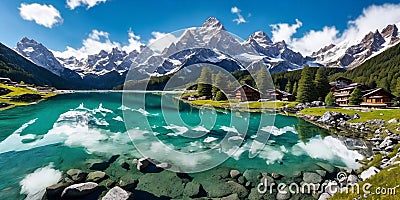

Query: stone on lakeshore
left=66, top=169, right=87, bottom=182
left=271, top=173, right=283, bottom=179
left=248, top=188, right=276, bottom=200
left=221, top=193, right=240, bottom=200
left=135, top=170, right=184, bottom=198
left=260, top=175, right=275, bottom=187
left=315, top=170, right=327, bottom=178
left=136, top=157, right=151, bottom=171
left=318, top=192, right=331, bottom=200
left=379, top=137, right=393, bottom=149
left=276, top=185, right=291, bottom=200
left=360, top=166, right=380, bottom=181
left=102, top=186, right=132, bottom=200
left=87, top=171, right=106, bottom=183
left=388, top=118, right=398, bottom=124
left=156, top=162, right=171, bottom=169
left=230, top=169, right=240, bottom=179
left=243, top=169, right=261, bottom=187
left=302, top=172, right=322, bottom=184
left=226, top=181, right=249, bottom=199
left=61, top=182, right=98, bottom=198
left=118, top=174, right=139, bottom=190
left=237, top=176, right=245, bottom=185
left=45, top=182, right=71, bottom=200
left=315, top=162, right=336, bottom=174
left=118, top=160, right=130, bottom=170
left=347, top=174, right=358, bottom=184
left=183, top=181, right=201, bottom=197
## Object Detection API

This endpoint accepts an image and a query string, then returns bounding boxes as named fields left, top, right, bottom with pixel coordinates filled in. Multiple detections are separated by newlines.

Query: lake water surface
left=0, top=92, right=367, bottom=199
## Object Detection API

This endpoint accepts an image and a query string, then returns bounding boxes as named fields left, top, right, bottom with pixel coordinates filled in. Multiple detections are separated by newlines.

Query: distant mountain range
left=3, top=17, right=400, bottom=89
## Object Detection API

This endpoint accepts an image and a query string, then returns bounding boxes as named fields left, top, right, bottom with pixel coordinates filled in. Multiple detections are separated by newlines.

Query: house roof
left=274, top=89, right=294, bottom=96
left=234, top=84, right=261, bottom=93
left=362, top=88, right=395, bottom=98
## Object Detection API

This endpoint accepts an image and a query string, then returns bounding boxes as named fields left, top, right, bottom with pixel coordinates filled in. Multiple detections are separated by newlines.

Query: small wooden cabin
left=360, top=88, right=394, bottom=107
left=267, top=89, right=295, bottom=101
left=234, top=84, right=261, bottom=102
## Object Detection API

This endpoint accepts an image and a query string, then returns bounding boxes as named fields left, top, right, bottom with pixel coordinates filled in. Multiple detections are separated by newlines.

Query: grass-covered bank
left=0, top=83, right=56, bottom=111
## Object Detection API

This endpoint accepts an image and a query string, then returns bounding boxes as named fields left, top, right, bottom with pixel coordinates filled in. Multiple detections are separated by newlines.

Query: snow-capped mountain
left=311, top=24, right=400, bottom=69
left=13, top=18, right=400, bottom=89
left=16, top=37, right=66, bottom=76
left=243, top=31, right=307, bottom=73
left=57, top=47, right=136, bottom=76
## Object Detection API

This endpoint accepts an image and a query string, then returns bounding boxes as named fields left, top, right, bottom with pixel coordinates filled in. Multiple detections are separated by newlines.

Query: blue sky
left=1, top=0, right=400, bottom=56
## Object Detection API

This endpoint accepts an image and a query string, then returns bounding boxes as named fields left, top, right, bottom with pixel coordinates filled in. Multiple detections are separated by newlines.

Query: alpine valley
left=4, top=17, right=400, bottom=89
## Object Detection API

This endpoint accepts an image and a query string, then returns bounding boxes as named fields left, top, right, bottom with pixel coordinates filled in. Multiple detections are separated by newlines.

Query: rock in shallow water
left=61, top=182, right=98, bottom=198
left=66, top=169, right=87, bottom=182
left=230, top=169, right=240, bottom=179
left=183, top=181, right=201, bottom=197
left=86, top=171, right=106, bottom=183
left=303, top=172, right=322, bottom=184
left=102, top=186, right=132, bottom=200
left=135, top=170, right=184, bottom=198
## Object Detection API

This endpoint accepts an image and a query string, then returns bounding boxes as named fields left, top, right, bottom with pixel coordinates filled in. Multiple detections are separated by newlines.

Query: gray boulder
left=230, top=169, right=241, bottom=179
left=66, top=169, right=87, bottom=182
left=221, top=193, right=240, bottom=200
left=303, top=172, right=322, bottom=184
left=276, top=185, right=291, bottom=200
left=183, top=181, right=201, bottom=197
left=136, top=170, right=184, bottom=198
left=86, top=171, right=106, bottom=182
left=61, top=182, right=98, bottom=198
left=136, top=157, right=151, bottom=171
left=102, top=186, right=132, bottom=200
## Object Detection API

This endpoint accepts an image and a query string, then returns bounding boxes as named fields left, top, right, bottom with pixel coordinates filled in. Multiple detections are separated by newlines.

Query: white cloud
left=340, top=3, right=400, bottom=43
left=231, top=6, right=247, bottom=24
left=290, top=26, right=339, bottom=55
left=147, top=32, right=178, bottom=53
left=270, top=3, right=400, bottom=56
left=270, top=19, right=302, bottom=42
left=122, top=29, right=144, bottom=53
left=53, top=29, right=143, bottom=59
left=19, top=3, right=63, bottom=28
left=148, top=32, right=168, bottom=45
left=66, top=0, right=108, bottom=10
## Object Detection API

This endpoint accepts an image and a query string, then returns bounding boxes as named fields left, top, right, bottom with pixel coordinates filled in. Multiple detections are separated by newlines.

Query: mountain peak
left=381, top=24, right=398, bottom=38
left=248, top=31, right=273, bottom=45
left=201, top=17, right=225, bottom=30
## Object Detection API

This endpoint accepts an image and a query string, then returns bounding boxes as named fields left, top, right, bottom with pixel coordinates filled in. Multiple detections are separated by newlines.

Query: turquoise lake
left=0, top=92, right=367, bottom=199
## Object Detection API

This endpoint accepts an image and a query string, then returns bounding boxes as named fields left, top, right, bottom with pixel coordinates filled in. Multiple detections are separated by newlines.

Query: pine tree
left=212, top=71, right=228, bottom=98
left=296, top=66, right=315, bottom=103
left=285, top=81, right=293, bottom=93
left=325, top=91, right=335, bottom=106
left=394, top=77, right=400, bottom=97
left=197, top=67, right=212, bottom=98
left=215, top=90, right=227, bottom=101
left=349, top=87, right=363, bottom=105
left=314, top=68, right=331, bottom=101
left=255, top=67, right=273, bottom=95
left=292, top=82, right=298, bottom=96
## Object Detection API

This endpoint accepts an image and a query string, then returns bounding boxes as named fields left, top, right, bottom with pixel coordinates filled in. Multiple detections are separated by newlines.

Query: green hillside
left=0, top=42, right=73, bottom=89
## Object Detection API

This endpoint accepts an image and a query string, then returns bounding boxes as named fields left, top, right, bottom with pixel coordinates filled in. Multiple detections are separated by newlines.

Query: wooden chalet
left=234, top=84, right=261, bottom=102
left=266, top=89, right=295, bottom=101
left=360, top=88, right=394, bottom=107
left=333, top=83, right=369, bottom=106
